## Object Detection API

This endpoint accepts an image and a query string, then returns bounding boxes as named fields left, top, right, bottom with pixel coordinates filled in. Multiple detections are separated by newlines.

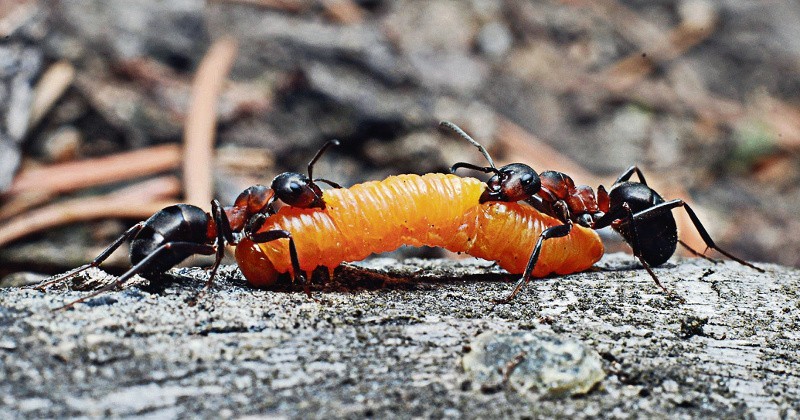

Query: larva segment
left=235, top=237, right=280, bottom=288
left=236, top=173, right=603, bottom=287
left=463, top=202, right=603, bottom=277
left=247, top=174, right=485, bottom=275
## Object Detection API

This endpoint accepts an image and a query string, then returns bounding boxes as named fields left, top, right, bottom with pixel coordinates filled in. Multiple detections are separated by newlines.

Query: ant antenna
left=440, top=121, right=497, bottom=170
left=308, top=139, right=340, bottom=180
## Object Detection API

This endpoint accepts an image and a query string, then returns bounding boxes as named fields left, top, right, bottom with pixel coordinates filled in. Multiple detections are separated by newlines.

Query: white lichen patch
left=462, top=330, right=605, bottom=399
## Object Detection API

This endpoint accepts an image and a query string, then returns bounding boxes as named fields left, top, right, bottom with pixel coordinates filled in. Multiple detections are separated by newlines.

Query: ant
left=35, top=140, right=342, bottom=310
left=443, top=121, right=763, bottom=302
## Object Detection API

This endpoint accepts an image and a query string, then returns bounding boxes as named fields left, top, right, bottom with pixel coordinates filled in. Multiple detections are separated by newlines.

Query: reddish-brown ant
left=36, top=140, right=341, bottom=309
left=446, top=121, right=763, bottom=302
left=522, top=165, right=764, bottom=298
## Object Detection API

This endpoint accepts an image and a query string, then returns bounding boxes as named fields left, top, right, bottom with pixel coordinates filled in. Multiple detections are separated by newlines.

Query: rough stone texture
left=0, top=253, right=798, bottom=418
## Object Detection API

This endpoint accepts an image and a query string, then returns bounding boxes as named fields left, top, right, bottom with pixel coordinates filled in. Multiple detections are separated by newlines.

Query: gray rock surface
left=1, top=253, right=798, bottom=418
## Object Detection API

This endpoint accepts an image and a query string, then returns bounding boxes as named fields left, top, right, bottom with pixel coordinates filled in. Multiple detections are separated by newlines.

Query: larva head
left=481, top=163, right=541, bottom=203
left=235, top=237, right=280, bottom=288
left=271, top=172, right=326, bottom=209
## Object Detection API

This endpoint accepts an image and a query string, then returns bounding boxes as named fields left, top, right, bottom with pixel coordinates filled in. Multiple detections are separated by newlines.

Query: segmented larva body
left=235, top=173, right=604, bottom=287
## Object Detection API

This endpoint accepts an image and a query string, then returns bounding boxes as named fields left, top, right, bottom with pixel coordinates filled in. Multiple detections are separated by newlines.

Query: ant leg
left=213, top=199, right=234, bottom=242
left=208, top=199, right=235, bottom=281
left=307, top=139, right=340, bottom=180
left=313, top=178, right=343, bottom=189
left=35, top=222, right=146, bottom=291
left=678, top=239, right=720, bottom=264
left=679, top=202, right=763, bottom=272
left=55, top=242, right=216, bottom=311
left=632, top=200, right=764, bottom=272
left=188, top=200, right=237, bottom=306
left=613, top=165, right=648, bottom=185
left=633, top=254, right=670, bottom=294
left=243, top=188, right=286, bottom=235
left=245, top=212, right=270, bottom=237
left=619, top=203, right=673, bottom=295
left=631, top=199, right=763, bottom=272
left=494, top=222, right=573, bottom=304
left=212, top=199, right=236, bottom=244
left=248, top=229, right=310, bottom=298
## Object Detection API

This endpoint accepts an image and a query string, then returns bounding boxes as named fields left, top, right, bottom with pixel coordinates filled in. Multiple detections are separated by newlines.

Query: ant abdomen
left=603, top=182, right=678, bottom=267
left=128, top=204, right=213, bottom=274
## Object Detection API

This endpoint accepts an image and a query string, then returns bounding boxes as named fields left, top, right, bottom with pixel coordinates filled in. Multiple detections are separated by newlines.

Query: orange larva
left=235, top=173, right=603, bottom=288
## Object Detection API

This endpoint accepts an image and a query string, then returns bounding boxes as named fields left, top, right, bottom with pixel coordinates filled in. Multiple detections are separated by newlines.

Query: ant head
left=481, top=163, right=541, bottom=203
left=268, top=139, right=342, bottom=210
left=440, top=121, right=541, bottom=203
left=271, top=172, right=325, bottom=209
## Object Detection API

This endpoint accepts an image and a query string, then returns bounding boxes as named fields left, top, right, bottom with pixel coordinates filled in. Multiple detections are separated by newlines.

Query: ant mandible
left=443, top=121, right=763, bottom=302
left=36, top=140, right=342, bottom=310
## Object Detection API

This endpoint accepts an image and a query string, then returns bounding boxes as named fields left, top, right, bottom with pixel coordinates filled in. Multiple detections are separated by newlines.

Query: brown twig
left=183, top=37, right=238, bottom=207
left=581, top=0, right=800, bottom=149
left=584, top=0, right=717, bottom=87
left=575, top=0, right=665, bottom=48
left=215, top=147, right=275, bottom=174
left=3, top=144, right=181, bottom=198
left=27, top=61, right=76, bottom=131
left=494, top=116, right=601, bottom=187
left=322, top=0, right=364, bottom=25
left=208, top=0, right=312, bottom=13
left=0, top=191, right=53, bottom=221
left=561, top=0, right=754, bottom=131
left=569, top=0, right=718, bottom=103
left=114, top=57, right=183, bottom=91
left=0, top=176, right=181, bottom=248
left=753, top=95, right=800, bottom=150
left=602, top=23, right=716, bottom=92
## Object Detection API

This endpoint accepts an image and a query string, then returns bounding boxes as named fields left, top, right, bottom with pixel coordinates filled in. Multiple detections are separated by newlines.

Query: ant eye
left=520, top=174, right=532, bottom=185
left=289, top=182, right=304, bottom=193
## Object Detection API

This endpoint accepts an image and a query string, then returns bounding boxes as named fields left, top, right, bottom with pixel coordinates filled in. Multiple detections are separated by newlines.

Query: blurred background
left=2, top=0, right=799, bottom=283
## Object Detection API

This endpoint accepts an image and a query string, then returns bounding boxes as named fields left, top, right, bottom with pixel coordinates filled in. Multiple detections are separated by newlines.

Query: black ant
left=590, top=166, right=764, bottom=292
left=443, top=121, right=763, bottom=302
left=35, top=140, right=342, bottom=310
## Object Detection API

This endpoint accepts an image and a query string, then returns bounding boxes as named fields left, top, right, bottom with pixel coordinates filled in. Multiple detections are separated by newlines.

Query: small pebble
left=462, top=330, right=605, bottom=399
